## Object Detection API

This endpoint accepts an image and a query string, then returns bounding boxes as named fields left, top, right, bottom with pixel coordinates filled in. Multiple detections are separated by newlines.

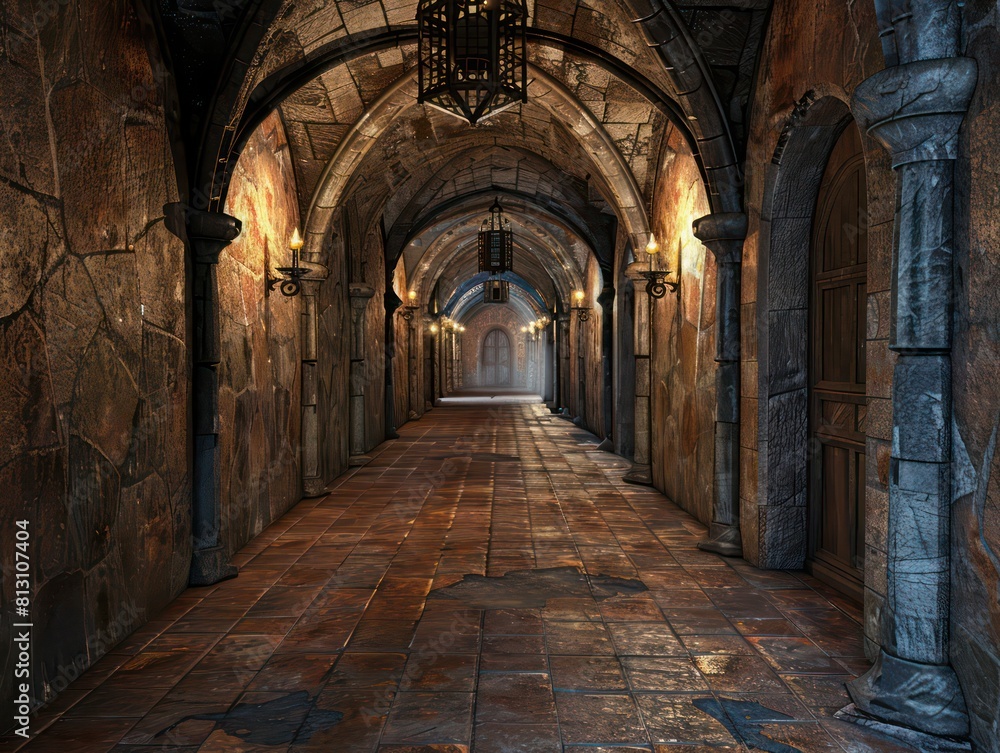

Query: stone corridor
left=7, top=398, right=918, bottom=752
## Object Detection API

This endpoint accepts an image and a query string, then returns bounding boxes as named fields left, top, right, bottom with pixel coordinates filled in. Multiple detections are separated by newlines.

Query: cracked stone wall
left=220, top=111, right=302, bottom=556
left=648, top=128, right=716, bottom=526
left=0, top=0, right=188, bottom=716
left=950, top=1, right=1000, bottom=747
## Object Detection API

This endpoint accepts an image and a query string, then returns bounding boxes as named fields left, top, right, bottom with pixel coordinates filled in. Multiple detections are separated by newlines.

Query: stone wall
left=950, top=0, right=1000, bottom=745
left=220, top=112, right=302, bottom=555
left=360, top=224, right=388, bottom=454
left=741, top=0, right=894, bottom=653
left=316, top=213, right=351, bottom=485
left=0, top=0, right=188, bottom=713
left=648, top=129, right=715, bottom=525
left=574, top=257, right=606, bottom=438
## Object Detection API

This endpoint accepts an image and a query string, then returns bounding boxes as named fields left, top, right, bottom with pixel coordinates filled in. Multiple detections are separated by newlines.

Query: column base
left=835, top=705, right=970, bottom=752
left=349, top=455, right=373, bottom=467
left=302, top=477, right=328, bottom=499
left=189, top=545, right=238, bottom=587
left=386, top=430, right=400, bottom=440
left=697, top=524, right=743, bottom=557
left=409, top=410, right=419, bottom=421
left=845, top=650, right=970, bottom=740
left=597, top=437, right=615, bottom=453
left=623, top=463, right=653, bottom=486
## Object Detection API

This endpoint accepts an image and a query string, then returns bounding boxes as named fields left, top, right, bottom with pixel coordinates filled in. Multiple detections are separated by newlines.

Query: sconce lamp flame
left=266, top=228, right=310, bottom=298
left=638, top=234, right=680, bottom=301
left=571, top=290, right=591, bottom=322
left=402, top=289, right=420, bottom=321
left=430, top=323, right=440, bottom=334
left=645, top=234, right=660, bottom=255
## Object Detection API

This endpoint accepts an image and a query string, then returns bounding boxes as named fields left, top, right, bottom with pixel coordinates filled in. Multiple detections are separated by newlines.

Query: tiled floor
left=9, top=399, right=918, bottom=752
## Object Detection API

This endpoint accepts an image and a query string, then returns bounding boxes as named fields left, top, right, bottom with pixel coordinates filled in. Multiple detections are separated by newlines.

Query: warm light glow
left=521, top=326, right=528, bottom=333
left=573, top=290, right=585, bottom=304
left=290, top=228, right=304, bottom=251
left=528, top=322, right=536, bottom=332
left=430, top=324, right=440, bottom=334
left=645, top=234, right=659, bottom=255
left=408, top=290, right=418, bottom=302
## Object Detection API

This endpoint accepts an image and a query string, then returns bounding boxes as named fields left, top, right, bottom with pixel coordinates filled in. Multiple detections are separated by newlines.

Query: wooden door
left=808, top=123, right=867, bottom=601
left=482, top=329, right=512, bottom=386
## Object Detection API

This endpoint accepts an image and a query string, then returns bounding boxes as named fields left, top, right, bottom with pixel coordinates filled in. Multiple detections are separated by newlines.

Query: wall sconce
left=266, top=228, right=311, bottom=298
left=401, top=290, right=420, bottom=322
left=429, top=323, right=440, bottom=335
left=638, top=234, right=679, bottom=300
left=571, top=290, right=592, bottom=322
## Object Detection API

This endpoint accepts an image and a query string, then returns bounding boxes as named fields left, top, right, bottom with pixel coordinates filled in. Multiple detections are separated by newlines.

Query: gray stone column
left=694, top=213, right=747, bottom=557
left=624, top=262, right=653, bottom=486
left=164, top=204, right=241, bottom=586
left=300, top=260, right=330, bottom=498
left=845, top=56, right=977, bottom=739
left=349, top=283, right=376, bottom=466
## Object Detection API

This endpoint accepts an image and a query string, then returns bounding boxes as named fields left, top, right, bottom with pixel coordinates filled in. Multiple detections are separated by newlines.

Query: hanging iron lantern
left=417, top=0, right=528, bottom=125
left=484, top=277, right=510, bottom=304
left=478, top=198, right=514, bottom=275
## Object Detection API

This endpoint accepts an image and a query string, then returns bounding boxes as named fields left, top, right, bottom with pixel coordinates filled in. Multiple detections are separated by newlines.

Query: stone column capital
left=693, top=213, right=747, bottom=263
left=852, top=57, right=978, bottom=167
left=163, top=202, right=241, bottom=263
left=624, top=261, right=649, bottom=283
left=350, top=283, right=377, bottom=303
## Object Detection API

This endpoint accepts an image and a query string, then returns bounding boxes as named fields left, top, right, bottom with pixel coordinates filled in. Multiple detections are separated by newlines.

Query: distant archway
left=481, top=329, right=513, bottom=387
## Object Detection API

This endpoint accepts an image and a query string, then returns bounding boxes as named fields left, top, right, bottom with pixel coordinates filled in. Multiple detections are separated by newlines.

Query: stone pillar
left=408, top=314, right=421, bottom=420
left=164, top=203, right=241, bottom=586
left=349, top=283, right=376, bottom=466
left=624, top=262, right=653, bottom=486
left=694, top=213, right=747, bottom=557
left=599, top=285, right=616, bottom=451
left=300, top=271, right=329, bottom=498
left=384, top=291, right=401, bottom=441
left=554, top=313, right=570, bottom=412
left=844, top=56, right=977, bottom=740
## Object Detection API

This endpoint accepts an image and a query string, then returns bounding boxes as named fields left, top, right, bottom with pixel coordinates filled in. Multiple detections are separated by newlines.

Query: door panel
left=482, top=329, right=512, bottom=387
left=808, top=122, right=867, bottom=601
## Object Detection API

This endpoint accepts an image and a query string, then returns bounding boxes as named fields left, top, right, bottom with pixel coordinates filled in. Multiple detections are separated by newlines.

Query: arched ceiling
left=145, top=0, right=771, bottom=314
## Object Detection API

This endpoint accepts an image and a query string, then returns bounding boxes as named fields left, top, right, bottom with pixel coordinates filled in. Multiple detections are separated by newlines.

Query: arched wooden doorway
left=481, top=329, right=512, bottom=387
left=807, top=122, right=867, bottom=600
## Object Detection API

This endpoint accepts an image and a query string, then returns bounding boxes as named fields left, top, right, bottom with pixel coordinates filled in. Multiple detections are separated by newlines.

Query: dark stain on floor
left=694, top=697, right=801, bottom=753
left=430, top=566, right=648, bottom=608
left=156, top=691, right=342, bottom=745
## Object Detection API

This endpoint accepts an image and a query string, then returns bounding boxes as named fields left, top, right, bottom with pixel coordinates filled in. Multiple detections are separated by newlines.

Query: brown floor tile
left=622, top=657, right=708, bottom=692
left=692, top=655, right=787, bottom=693
left=473, top=723, right=561, bottom=753
left=635, top=694, right=738, bottom=745
left=326, top=652, right=408, bottom=689
left=401, top=654, right=478, bottom=691
left=608, top=623, right=686, bottom=657
left=381, top=692, right=474, bottom=746
left=549, top=655, right=628, bottom=691
left=475, top=673, right=556, bottom=724
left=545, top=620, right=615, bottom=655
left=554, top=692, right=648, bottom=744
